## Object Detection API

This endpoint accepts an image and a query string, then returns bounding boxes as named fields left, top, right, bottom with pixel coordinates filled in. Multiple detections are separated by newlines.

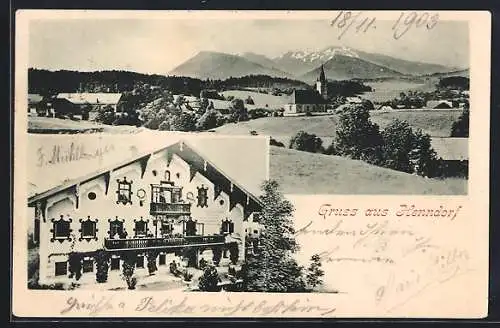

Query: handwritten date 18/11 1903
left=330, top=11, right=439, bottom=40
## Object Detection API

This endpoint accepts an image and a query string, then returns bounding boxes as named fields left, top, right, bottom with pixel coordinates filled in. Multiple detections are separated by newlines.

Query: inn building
left=28, top=139, right=263, bottom=285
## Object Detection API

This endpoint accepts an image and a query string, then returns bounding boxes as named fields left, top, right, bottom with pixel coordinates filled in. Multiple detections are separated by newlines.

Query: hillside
left=213, top=110, right=460, bottom=143
left=221, top=90, right=289, bottom=108
left=169, top=51, right=291, bottom=80
left=240, top=52, right=287, bottom=72
left=300, top=55, right=403, bottom=82
left=354, top=49, right=456, bottom=75
left=270, top=146, right=467, bottom=195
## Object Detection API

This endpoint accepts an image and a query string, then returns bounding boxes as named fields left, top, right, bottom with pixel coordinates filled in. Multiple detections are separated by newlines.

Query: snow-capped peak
left=279, top=46, right=359, bottom=63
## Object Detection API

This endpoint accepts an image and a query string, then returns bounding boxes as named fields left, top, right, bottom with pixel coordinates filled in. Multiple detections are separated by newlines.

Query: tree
left=230, top=98, right=249, bottom=122
left=333, top=105, right=384, bottom=165
left=121, top=251, right=137, bottom=289
left=198, top=265, right=221, bottom=292
left=245, top=96, right=255, bottom=105
left=451, top=107, right=470, bottom=137
left=94, top=249, right=110, bottom=283
left=94, top=105, right=115, bottom=125
left=306, top=254, right=324, bottom=289
left=381, top=119, right=416, bottom=174
left=381, top=119, right=442, bottom=178
left=168, top=113, right=197, bottom=132
left=289, top=131, right=324, bottom=153
left=196, top=110, right=219, bottom=130
left=243, top=180, right=306, bottom=292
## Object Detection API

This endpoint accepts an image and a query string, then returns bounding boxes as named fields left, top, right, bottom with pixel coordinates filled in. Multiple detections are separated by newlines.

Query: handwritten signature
left=375, top=243, right=472, bottom=313
left=330, top=11, right=439, bottom=40
left=36, top=143, right=115, bottom=167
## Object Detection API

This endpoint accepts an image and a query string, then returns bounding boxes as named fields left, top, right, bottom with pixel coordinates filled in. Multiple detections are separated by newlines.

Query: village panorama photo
left=19, top=10, right=474, bottom=294
left=26, top=12, right=470, bottom=195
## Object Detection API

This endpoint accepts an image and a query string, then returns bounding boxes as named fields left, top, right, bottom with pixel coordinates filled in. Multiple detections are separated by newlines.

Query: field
left=214, top=109, right=461, bottom=145
left=370, top=109, right=462, bottom=137
left=270, top=146, right=467, bottom=195
left=221, top=90, right=289, bottom=109
left=362, top=79, right=435, bottom=103
left=28, top=117, right=142, bottom=134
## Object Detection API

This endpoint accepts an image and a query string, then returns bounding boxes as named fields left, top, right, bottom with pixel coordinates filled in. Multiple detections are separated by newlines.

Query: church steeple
left=316, top=64, right=328, bottom=99
left=318, top=65, right=326, bottom=84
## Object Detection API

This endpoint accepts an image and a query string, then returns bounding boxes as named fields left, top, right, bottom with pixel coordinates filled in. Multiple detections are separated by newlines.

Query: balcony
left=104, top=234, right=226, bottom=251
left=150, top=202, right=191, bottom=215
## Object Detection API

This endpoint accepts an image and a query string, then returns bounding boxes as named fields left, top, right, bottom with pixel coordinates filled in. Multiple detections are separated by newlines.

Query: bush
left=182, top=269, right=194, bottom=282
left=198, top=265, right=221, bottom=292
left=451, top=107, right=469, bottom=137
left=212, top=246, right=223, bottom=266
left=121, top=252, right=137, bottom=289
left=289, top=131, right=324, bottom=153
left=68, top=252, right=83, bottom=281
left=94, top=249, right=109, bottom=283
left=270, top=138, right=285, bottom=147
left=229, top=243, right=239, bottom=265
left=158, top=120, right=170, bottom=131
left=146, top=250, right=159, bottom=275
left=245, top=96, right=255, bottom=105
left=199, top=258, right=208, bottom=271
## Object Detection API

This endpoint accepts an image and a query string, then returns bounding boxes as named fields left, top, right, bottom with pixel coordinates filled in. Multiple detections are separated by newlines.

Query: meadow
left=270, top=146, right=467, bottom=195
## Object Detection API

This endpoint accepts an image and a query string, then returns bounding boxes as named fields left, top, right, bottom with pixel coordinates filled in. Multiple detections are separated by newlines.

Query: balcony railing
left=104, top=234, right=225, bottom=251
left=150, top=202, right=191, bottom=215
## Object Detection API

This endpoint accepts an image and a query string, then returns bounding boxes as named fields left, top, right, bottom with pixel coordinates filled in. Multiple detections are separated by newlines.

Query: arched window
left=164, top=170, right=171, bottom=181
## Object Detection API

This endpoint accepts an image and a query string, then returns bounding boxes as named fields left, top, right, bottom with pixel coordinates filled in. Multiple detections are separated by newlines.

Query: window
left=176, top=172, right=181, bottom=179
left=116, top=177, right=133, bottom=205
left=109, top=219, right=125, bottom=238
left=134, top=219, right=148, bottom=237
left=80, top=217, right=98, bottom=241
left=110, top=257, right=120, bottom=271
left=50, top=216, right=72, bottom=242
left=197, top=185, right=208, bottom=208
left=152, top=170, right=157, bottom=176
left=87, top=192, right=97, bottom=200
left=185, top=219, right=197, bottom=236
left=164, top=170, right=171, bottom=181
left=221, top=219, right=234, bottom=234
left=136, top=255, right=144, bottom=268
left=161, top=221, right=174, bottom=236
left=82, top=259, right=94, bottom=273
left=55, top=261, right=67, bottom=276
left=159, top=254, right=166, bottom=266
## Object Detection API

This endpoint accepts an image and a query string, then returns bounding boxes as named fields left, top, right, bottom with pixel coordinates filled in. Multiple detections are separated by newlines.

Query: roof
left=346, top=97, right=363, bottom=104
left=289, top=90, right=326, bottom=104
left=27, top=132, right=265, bottom=212
left=56, top=93, right=122, bottom=105
left=431, top=137, right=469, bottom=161
left=28, top=94, right=43, bottom=105
left=427, top=100, right=453, bottom=109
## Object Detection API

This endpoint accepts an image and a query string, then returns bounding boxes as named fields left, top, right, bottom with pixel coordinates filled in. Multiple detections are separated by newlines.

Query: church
left=283, top=65, right=329, bottom=116
left=27, top=135, right=264, bottom=287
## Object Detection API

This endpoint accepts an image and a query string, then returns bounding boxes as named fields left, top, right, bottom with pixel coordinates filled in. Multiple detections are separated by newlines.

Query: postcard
left=12, top=10, right=490, bottom=318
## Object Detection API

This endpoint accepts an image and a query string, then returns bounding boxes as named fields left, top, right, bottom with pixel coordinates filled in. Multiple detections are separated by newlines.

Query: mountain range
left=169, top=46, right=465, bottom=82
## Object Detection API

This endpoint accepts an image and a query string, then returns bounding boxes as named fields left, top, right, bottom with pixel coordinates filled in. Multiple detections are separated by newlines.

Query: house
left=377, top=104, right=393, bottom=111
left=283, top=67, right=329, bottom=116
left=28, top=94, right=43, bottom=114
left=27, top=137, right=263, bottom=286
left=345, top=97, right=363, bottom=105
left=431, top=137, right=469, bottom=177
left=426, top=100, right=454, bottom=109
left=56, top=93, right=123, bottom=112
left=283, top=90, right=327, bottom=116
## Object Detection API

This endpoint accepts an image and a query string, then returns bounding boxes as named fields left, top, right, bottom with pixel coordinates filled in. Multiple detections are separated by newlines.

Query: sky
left=28, top=18, right=469, bottom=74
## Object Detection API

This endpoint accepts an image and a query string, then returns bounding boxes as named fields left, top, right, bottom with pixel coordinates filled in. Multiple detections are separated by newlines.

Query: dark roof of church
left=290, top=89, right=327, bottom=104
